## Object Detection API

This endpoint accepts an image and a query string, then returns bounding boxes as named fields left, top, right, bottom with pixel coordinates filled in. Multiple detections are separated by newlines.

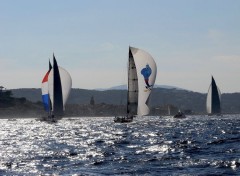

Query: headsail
left=128, top=47, right=157, bottom=116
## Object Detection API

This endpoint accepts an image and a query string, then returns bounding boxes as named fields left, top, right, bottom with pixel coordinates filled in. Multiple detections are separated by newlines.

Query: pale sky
left=0, top=0, right=239, bottom=93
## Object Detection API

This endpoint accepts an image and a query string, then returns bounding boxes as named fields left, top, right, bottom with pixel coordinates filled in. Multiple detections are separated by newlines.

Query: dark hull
left=39, top=115, right=58, bottom=123
left=114, top=116, right=133, bottom=123
left=208, top=113, right=222, bottom=116
left=173, top=113, right=186, bottom=118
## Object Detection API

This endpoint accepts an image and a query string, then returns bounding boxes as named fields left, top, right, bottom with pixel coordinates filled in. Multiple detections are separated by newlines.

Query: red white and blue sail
left=41, top=61, right=52, bottom=112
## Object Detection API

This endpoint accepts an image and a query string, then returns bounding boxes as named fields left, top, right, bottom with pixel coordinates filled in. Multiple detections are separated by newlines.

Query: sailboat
left=114, top=46, right=157, bottom=123
left=41, top=54, right=72, bottom=121
left=168, top=105, right=171, bottom=116
left=206, top=76, right=221, bottom=115
left=173, top=110, right=186, bottom=118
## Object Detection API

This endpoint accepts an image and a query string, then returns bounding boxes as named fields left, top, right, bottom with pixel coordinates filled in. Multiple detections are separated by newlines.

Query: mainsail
left=127, top=47, right=157, bottom=117
left=127, top=49, right=138, bottom=117
left=206, top=76, right=221, bottom=115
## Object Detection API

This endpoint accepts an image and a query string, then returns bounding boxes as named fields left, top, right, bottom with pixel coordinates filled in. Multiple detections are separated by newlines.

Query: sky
left=0, top=0, right=240, bottom=93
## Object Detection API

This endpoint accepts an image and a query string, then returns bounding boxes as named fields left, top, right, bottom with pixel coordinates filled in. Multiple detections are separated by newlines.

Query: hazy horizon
left=6, top=84, right=240, bottom=94
left=0, top=1, right=240, bottom=93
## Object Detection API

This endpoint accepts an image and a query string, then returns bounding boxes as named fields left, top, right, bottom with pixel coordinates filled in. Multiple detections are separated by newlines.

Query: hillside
left=11, top=88, right=240, bottom=114
left=0, top=90, right=44, bottom=118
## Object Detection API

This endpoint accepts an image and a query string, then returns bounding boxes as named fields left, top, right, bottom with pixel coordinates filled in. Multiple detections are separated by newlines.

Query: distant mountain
left=108, top=85, right=127, bottom=90
left=154, top=85, right=185, bottom=90
left=95, top=84, right=185, bottom=91
left=93, top=85, right=126, bottom=91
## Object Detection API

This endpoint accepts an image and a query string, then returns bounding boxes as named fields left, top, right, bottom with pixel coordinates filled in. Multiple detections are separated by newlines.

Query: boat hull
left=114, top=116, right=133, bottom=123
left=173, top=114, right=186, bottom=118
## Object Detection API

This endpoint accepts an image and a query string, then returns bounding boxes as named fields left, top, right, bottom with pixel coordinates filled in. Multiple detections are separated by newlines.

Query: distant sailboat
left=114, top=46, right=157, bottom=123
left=167, top=105, right=171, bottom=116
left=206, top=76, right=221, bottom=115
left=41, top=54, right=72, bottom=121
left=173, top=110, right=186, bottom=118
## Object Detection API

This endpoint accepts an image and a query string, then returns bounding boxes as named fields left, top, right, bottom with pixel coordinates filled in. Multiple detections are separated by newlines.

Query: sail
left=57, top=66, right=72, bottom=110
left=206, top=84, right=212, bottom=114
left=41, top=61, right=52, bottom=112
left=129, top=47, right=157, bottom=116
left=206, top=76, right=221, bottom=114
left=48, top=55, right=72, bottom=116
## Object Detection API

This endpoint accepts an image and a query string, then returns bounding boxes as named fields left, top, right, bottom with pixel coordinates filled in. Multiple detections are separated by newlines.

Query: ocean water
left=0, top=115, right=240, bottom=176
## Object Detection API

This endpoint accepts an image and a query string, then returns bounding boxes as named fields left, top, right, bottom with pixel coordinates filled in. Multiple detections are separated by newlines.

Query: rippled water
left=0, top=115, right=240, bottom=175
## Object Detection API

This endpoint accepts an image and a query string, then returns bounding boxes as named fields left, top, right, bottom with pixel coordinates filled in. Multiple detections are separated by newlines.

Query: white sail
left=130, top=47, right=157, bottom=116
left=48, top=66, right=72, bottom=111
left=206, top=84, right=212, bottom=114
left=217, top=87, right=221, bottom=103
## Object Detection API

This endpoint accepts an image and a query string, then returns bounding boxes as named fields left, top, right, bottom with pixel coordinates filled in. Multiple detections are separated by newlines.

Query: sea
left=0, top=115, right=240, bottom=176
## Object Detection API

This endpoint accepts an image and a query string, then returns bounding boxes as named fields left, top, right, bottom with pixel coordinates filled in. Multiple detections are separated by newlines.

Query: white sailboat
left=41, top=54, right=72, bottom=121
left=206, top=76, right=221, bottom=115
left=114, top=46, right=157, bottom=123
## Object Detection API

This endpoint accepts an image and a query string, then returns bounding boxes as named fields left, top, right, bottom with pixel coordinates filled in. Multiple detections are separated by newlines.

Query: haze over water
left=0, top=115, right=240, bottom=175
